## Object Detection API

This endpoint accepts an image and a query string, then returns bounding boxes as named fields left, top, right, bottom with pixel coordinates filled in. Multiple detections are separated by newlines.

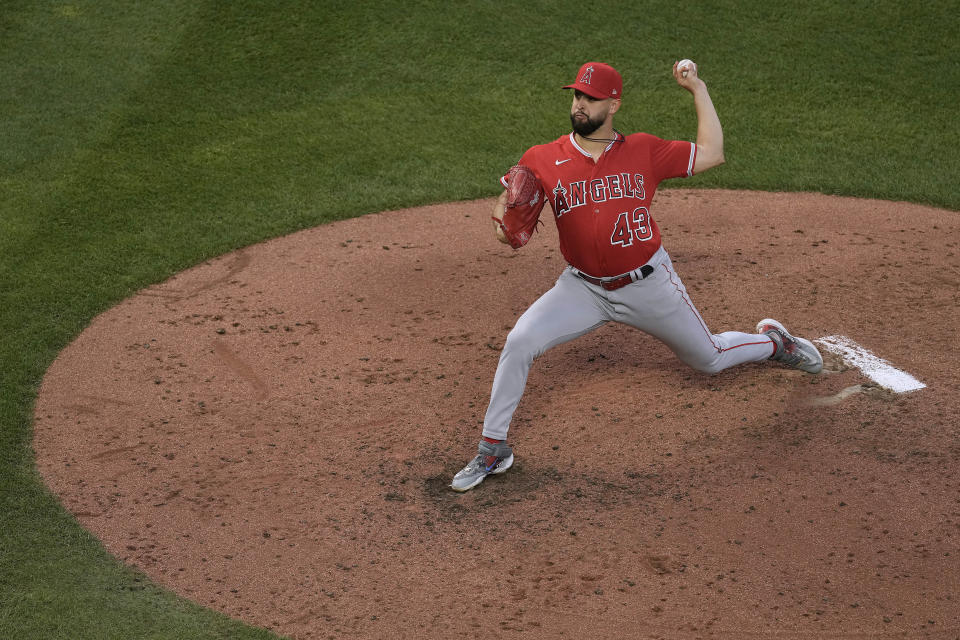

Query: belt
left=575, top=264, right=654, bottom=291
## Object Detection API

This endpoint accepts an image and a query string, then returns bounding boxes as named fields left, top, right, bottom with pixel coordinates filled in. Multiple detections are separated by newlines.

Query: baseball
left=677, top=59, right=696, bottom=77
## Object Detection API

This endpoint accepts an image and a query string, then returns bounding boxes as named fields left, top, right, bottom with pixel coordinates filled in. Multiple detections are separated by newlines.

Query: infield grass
left=1, top=1, right=957, bottom=638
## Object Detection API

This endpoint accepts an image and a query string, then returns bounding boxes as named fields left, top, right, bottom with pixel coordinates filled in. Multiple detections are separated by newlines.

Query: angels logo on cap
left=581, top=65, right=594, bottom=85
left=563, top=62, right=622, bottom=99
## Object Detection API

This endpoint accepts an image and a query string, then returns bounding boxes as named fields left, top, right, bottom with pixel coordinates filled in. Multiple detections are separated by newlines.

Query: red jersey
left=502, top=132, right=696, bottom=277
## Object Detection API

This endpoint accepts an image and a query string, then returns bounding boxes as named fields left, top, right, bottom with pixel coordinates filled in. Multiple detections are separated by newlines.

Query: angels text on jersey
left=551, top=172, right=647, bottom=217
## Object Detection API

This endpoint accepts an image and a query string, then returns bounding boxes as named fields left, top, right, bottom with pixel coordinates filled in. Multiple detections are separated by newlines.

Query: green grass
left=1, top=1, right=957, bottom=637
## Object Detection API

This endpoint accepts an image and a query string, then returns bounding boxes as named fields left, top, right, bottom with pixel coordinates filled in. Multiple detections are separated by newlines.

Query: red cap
left=563, top=62, right=622, bottom=99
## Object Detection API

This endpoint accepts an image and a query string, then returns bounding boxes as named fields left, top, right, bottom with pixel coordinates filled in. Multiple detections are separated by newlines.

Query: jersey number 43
left=610, top=207, right=653, bottom=247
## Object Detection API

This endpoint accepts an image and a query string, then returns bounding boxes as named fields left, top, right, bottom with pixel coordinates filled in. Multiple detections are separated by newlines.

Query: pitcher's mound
left=35, top=190, right=960, bottom=638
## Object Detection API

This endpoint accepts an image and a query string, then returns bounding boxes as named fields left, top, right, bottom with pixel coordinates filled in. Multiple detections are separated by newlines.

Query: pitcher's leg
left=482, top=269, right=608, bottom=440
left=616, top=254, right=775, bottom=374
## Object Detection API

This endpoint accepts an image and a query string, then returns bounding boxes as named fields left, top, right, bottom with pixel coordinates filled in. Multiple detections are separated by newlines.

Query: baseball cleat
left=757, top=318, right=823, bottom=374
left=450, top=440, right=514, bottom=492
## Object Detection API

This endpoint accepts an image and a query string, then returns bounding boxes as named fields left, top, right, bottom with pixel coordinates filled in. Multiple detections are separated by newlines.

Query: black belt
left=575, top=264, right=654, bottom=291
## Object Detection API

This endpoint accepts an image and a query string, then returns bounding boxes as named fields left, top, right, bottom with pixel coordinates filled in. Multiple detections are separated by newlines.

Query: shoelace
left=778, top=338, right=816, bottom=367
left=778, top=347, right=807, bottom=366
left=767, top=329, right=807, bottom=366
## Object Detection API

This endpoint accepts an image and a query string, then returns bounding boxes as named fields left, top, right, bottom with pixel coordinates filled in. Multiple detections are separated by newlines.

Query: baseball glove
left=492, top=164, right=546, bottom=249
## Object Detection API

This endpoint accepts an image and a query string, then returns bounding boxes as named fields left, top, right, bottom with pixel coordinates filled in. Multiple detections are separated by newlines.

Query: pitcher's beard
left=570, top=112, right=604, bottom=137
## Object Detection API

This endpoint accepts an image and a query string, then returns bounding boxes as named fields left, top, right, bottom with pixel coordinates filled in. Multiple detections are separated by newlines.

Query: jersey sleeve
left=650, top=135, right=697, bottom=181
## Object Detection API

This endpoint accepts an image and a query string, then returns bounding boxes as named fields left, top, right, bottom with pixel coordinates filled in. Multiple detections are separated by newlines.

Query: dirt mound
left=35, top=190, right=960, bottom=638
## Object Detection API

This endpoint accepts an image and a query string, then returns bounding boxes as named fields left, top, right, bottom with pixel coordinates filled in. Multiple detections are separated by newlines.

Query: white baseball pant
left=481, top=246, right=776, bottom=441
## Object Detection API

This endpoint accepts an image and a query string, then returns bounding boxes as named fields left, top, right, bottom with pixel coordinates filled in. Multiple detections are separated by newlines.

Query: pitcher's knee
left=698, top=361, right=725, bottom=375
left=684, top=354, right=725, bottom=375
left=503, top=326, right=545, bottom=362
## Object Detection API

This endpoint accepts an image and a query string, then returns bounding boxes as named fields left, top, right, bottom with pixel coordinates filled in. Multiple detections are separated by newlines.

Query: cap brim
left=562, top=82, right=611, bottom=99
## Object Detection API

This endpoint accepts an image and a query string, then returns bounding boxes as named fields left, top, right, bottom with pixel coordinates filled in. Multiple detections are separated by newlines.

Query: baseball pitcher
left=452, top=61, right=822, bottom=492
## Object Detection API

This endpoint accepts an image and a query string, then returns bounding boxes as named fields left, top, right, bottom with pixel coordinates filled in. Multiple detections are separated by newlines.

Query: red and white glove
left=492, top=164, right=546, bottom=249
